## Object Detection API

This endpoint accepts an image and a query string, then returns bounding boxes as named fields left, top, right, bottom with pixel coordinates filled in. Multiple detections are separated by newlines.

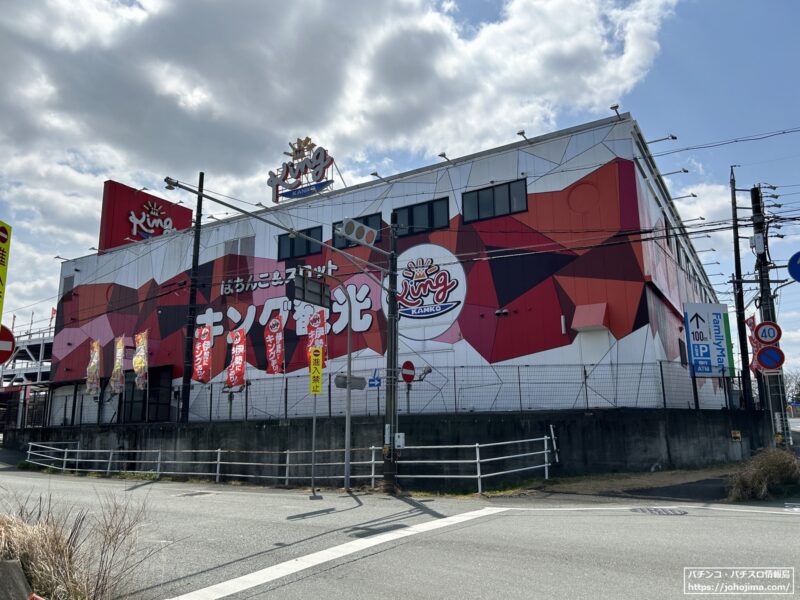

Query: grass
left=728, top=448, right=800, bottom=501
left=0, top=492, right=163, bottom=599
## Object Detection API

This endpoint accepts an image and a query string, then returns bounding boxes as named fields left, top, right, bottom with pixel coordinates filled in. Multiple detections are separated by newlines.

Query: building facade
left=47, top=113, right=727, bottom=426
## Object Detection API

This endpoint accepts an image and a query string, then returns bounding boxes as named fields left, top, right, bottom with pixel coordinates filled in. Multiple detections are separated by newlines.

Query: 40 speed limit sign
left=754, top=321, right=782, bottom=345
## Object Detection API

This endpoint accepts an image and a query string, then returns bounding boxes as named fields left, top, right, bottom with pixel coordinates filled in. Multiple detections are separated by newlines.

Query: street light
left=517, top=130, right=528, bottom=141
left=646, top=134, right=677, bottom=144
left=438, top=152, right=453, bottom=164
left=662, top=168, right=689, bottom=176
left=673, top=193, right=697, bottom=201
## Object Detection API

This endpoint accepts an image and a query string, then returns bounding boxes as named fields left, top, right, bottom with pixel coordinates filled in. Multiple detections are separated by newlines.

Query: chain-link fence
left=22, top=361, right=749, bottom=428
left=181, top=361, right=739, bottom=422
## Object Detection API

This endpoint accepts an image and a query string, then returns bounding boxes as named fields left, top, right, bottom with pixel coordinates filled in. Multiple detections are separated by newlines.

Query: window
left=333, top=213, right=382, bottom=249
left=62, top=275, right=74, bottom=295
left=277, top=226, right=322, bottom=260
left=462, top=179, right=527, bottom=223
left=394, top=198, right=449, bottom=237
left=224, top=236, right=255, bottom=256
left=679, top=338, right=688, bottom=367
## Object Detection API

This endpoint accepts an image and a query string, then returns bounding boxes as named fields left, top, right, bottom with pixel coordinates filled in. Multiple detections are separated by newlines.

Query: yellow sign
left=0, top=220, right=11, bottom=323
left=309, top=347, right=323, bottom=395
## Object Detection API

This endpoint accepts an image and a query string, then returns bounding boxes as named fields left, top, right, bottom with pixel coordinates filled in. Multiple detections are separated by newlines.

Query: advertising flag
left=306, top=309, right=327, bottom=367
left=133, top=330, right=148, bottom=390
left=109, top=337, right=125, bottom=393
left=86, top=340, right=101, bottom=395
left=264, top=315, right=285, bottom=374
left=226, top=328, right=246, bottom=388
left=0, top=220, right=11, bottom=323
left=192, top=325, right=212, bottom=383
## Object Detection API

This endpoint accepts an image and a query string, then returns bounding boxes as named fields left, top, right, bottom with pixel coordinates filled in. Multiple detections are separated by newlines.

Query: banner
left=109, top=337, right=125, bottom=394
left=226, top=328, right=246, bottom=388
left=0, top=220, right=11, bottom=324
left=306, top=309, right=327, bottom=367
left=192, top=325, right=212, bottom=383
left=745, top=314, right=765, bottom=373
left=133, top=330, right=148, bottom=390
left=309, top=347, right=323, bottom=395
left=264, top=315, right=285, bottom=374
left=86, top=340, right=101, bottom=395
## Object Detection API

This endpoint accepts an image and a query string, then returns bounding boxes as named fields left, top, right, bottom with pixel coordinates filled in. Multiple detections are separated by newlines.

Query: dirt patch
left=488, top=464, right=740, bottom=499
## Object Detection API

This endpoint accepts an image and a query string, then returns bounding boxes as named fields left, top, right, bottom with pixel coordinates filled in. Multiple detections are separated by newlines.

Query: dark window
left=333, top=213, right=383, bottom=249
left=225, top=236, right=255, bottom=256
left=462, top=179, right=528, bottom=223
left=277, top=226, right=322, bottom=260
left=393, top=198, right=449, bottom=237
left=679, top=338, right=688, bottom=367
left=62, top=275, right=74, bottom=295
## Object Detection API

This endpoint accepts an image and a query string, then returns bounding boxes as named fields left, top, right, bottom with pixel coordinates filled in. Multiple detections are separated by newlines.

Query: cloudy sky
left=2, top=0, right=800, bottom=370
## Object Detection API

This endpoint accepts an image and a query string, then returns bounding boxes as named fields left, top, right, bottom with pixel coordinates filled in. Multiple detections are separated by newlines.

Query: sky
left=1, top=0, right=799, bottom=372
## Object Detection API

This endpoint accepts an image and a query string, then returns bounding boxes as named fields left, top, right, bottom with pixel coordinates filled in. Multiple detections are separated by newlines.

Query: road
left=0, top=467, right=798, bottom=599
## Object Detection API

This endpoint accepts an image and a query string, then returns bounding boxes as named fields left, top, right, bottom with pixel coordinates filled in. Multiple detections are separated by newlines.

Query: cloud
left=0, top=0, right=677, bottom=322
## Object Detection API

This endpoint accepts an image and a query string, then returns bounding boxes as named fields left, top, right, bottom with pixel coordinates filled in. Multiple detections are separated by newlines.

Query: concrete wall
left=5, top=409, right=772, bottom=490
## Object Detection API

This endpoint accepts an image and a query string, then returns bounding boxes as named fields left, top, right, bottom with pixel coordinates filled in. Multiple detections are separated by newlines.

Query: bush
left=0, top=493, right=161, bottom=599
left=728, top=448, right=800, bottom=501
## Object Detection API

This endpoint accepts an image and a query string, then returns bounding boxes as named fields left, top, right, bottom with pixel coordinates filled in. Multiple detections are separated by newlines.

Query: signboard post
left=308, top=346, right=323, bottom=499
left=683, top=303, right=735, bottom=378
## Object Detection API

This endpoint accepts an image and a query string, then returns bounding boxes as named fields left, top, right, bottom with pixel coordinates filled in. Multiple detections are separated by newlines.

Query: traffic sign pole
left=751, top=185, right=790, bottom=446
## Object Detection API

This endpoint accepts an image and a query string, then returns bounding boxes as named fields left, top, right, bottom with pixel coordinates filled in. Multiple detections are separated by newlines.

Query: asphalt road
left=0, top=466, right=798, bottom=600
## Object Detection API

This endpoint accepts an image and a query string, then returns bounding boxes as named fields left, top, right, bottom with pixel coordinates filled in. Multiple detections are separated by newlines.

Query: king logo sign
left=129, top=200, right=176, bottom=239
left=384, top=244, right=466, bottom=341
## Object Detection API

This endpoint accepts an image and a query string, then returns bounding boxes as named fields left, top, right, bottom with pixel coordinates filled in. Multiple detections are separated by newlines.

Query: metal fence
left=182, top=361, right=736, bottom=421
left=25, top=435, right=553, bottom=494
left=31, top=361, right=744, bottom=429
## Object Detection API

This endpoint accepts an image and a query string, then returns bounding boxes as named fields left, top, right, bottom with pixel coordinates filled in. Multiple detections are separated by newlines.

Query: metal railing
left=25, top=434, right=554, bottom=493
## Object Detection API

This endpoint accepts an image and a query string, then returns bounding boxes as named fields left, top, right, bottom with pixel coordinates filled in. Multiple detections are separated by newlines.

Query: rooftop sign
left=267, top=137, right=334, bottom=204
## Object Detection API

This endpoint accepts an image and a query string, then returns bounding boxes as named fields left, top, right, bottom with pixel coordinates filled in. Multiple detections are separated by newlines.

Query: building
left=45, top=113, right=728, bottom=427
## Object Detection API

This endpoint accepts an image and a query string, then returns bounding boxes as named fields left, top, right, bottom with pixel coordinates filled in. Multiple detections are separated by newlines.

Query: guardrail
left=25, top=433, right=556, bottom=493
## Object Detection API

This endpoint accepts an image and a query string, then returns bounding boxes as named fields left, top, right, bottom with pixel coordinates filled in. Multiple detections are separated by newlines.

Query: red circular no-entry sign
left=401, top=360, right=415, bottom=383
left=0, top=325, right=16, bottom=365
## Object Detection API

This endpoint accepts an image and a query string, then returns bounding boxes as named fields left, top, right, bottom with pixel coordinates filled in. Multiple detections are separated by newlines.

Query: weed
left=728, top=448, right=800, bottom=501
left=0, top=492, right=164, bottom=599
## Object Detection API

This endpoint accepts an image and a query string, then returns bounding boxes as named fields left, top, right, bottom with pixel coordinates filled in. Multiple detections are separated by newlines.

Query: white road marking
left=165, top=506, right=508, bottom=600
left=681, top=505, right=800, bottom=516
left=0, top=341, right=12, bottom=351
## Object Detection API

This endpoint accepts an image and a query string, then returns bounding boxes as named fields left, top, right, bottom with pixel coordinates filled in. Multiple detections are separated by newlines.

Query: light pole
left=172, top=172, right=203, bottom=424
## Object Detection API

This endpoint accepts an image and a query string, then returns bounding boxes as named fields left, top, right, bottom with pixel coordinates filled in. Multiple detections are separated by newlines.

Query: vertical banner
left=309, top=346, right=323, bottom=395
left=306, top=309, right=327, bottom=367
left=264, top=315, right=285, bottom=374
left=133, top=330, right=149, bottom=390
left=226, top=328, right=247, bottom=388
left=0, top=220, right=11, bottom=323
left=192, top=325, right=212, bottom=383
left=109, top=337, right=125, bottom=394
left=86, top=340, right=101, bottom=395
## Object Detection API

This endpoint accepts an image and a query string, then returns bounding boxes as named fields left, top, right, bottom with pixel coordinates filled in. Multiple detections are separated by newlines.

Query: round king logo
left=384, top=244, right=466, bottom=341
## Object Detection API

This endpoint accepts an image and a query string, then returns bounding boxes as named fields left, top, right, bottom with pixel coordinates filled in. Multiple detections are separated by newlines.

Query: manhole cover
left=630, top=507, right=687, bottom=516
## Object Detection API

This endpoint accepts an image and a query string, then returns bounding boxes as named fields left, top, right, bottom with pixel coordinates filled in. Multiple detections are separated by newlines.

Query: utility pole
left=180, top=172, right=204, bottom=423
left=750, top=185, right=789, bottom=445
left=730, top=167, right=754, bottom=410
left=383, top=212, right=399, bottom=491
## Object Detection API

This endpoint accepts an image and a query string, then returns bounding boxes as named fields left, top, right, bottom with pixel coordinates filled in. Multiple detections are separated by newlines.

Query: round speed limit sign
left=754, top=321, right=782, bottom=345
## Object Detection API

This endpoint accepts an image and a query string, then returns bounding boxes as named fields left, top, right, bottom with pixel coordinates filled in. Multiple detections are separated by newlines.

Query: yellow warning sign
left=309, top=346, right=323, bottom=395
left=0, top=220, right=11, bottom=324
